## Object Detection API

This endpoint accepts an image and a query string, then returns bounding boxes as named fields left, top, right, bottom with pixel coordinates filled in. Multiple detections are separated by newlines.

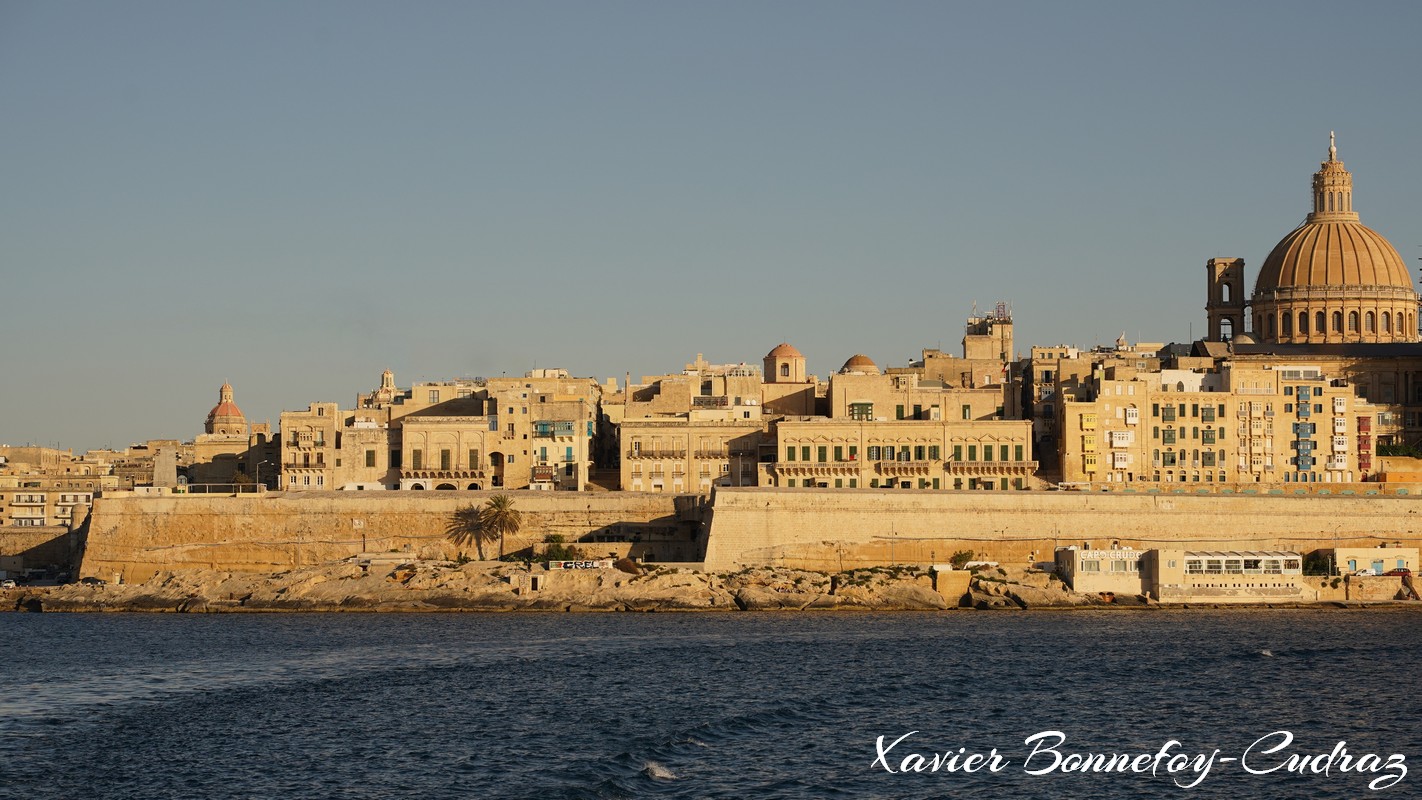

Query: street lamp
left=254, top=459, right=273, bottom=491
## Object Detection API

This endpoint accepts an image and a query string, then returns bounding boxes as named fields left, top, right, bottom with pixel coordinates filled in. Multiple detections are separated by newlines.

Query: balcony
left=945, top=460, right=1038, bottom=475
left=773, top=462, right=860, bottom=478
left=11, top=495, right=46, bottom=506
left=694, top=450, right=730, bottom=459
left=626, top=449, right=687, bottom=460
left=692, top=396, right=729, bottom=408
left=401, top=468, right=486, bottom=481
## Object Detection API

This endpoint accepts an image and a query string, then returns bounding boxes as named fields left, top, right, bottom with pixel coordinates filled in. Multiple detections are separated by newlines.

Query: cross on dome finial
left=1329, top=130, right=1336, bottom=161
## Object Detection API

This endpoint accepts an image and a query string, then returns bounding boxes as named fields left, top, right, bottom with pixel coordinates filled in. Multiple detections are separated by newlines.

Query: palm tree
left=445, top=495, right=523, bottom=561
left=479, top=494, right=522, bottom=559
left=446, top=503, right=495, bottom=561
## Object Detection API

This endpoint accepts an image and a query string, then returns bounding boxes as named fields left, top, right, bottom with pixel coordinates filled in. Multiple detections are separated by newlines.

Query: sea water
left=1, top=610, right=1418, bottom=799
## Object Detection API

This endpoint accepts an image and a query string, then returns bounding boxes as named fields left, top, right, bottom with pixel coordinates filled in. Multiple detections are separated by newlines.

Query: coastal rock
left=969, top=590, right=1016, bottom=610
left=1004, top=583, right=1099, bottom=609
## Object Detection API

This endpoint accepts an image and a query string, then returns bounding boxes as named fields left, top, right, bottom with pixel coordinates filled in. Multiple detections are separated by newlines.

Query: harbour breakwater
left=71, top=487, right=1422, bottom=584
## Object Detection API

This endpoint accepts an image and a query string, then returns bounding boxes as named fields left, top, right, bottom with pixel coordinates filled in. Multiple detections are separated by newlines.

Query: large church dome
left=1250, top=134, right=1418, bottom=344
left=1255, top=222, right=1411, bottom=293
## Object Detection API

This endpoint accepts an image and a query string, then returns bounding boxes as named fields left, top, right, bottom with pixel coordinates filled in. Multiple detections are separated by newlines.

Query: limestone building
left=189, top=383, right=273, bottom=487
left=1058, top=358, right=1382, bottom=487
left=279, top=369, right=602, bottom=492
left=1206, top=134, right=1418, bottom=345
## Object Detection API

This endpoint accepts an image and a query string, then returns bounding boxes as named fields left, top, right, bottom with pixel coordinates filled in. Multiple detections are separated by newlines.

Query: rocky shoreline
left=4, top=560, right=1417, bottom=613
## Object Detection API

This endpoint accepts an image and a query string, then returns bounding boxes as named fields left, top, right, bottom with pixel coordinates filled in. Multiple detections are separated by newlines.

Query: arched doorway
left=435, top=483, right=456, bottom=490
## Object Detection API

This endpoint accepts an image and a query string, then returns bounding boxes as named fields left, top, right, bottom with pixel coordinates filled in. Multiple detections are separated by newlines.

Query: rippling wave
left=0, top=610, right=1418, bottom=799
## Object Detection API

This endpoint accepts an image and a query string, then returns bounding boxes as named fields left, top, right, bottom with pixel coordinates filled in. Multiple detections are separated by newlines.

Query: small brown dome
left=839, top=354, right=879, bottom=374
left=766, top=342, right=803, bottom=359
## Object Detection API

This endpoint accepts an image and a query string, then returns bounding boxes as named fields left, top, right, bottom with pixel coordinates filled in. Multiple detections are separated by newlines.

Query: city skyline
left=4, top=1, right=1421, bottom=450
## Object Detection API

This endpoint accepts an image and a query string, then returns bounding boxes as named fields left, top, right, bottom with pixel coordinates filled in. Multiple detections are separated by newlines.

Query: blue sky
left=3, top=0, right=1420, bottom=450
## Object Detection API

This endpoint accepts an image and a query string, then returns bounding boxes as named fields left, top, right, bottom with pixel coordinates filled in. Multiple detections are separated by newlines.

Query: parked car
left=1353, top=568, right=1377, bottom=576
left=0, top=580, right=15, bottom=589
left=78, top=576, right=106, bottom=586
left=1383, top=568, right=1413, bottom=577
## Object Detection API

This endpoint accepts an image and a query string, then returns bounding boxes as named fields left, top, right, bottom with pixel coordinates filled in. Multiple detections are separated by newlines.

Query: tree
left=446, top=504, right=495, bottom=561
left=445, top=494, right=523, bottom=561
left=480, top=494, right=522, bottom=559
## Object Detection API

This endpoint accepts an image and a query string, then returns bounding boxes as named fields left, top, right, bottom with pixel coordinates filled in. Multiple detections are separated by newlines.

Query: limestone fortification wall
left=81, top=492, right=699, bottom=584
left=0, top=526, right=79, bottom=573
left=80, top=488, right=1422, bottom=584
left=701, top=488, right=1422, bottom=571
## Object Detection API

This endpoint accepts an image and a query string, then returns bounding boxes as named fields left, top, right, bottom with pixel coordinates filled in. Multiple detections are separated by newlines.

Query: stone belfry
left=1205, top=257, right=1247, bottom=341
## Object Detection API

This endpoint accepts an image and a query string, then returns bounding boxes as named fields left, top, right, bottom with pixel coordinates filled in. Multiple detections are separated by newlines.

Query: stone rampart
left=701, top=488, right=1422, bottom=571
left=81, top=492, right=702, bottom=584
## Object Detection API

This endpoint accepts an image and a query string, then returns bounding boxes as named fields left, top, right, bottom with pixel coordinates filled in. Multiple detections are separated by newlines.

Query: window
left=817, top=446, right=827, bottom=463
left=929, top=445, right=940, bottom=460
left=834, top=446, right=844, bottom=462
left=913, top=404, right=922, bottom=420
left=786, top=446, right=796, bottom=462
left=961, top=405, right=972, bottom=420
left=440, top=450, right=451, bottom=471
left=968, top=445, right=977, bottom=461
left=365, top=450, right=376, bottom=468
left=1015, top=445, right=1024, bottom=461
left=801, top=446, right=811, bottom=462
left=1081, top=560, right=1101, bottom=573
left=914, top=445, right=925, bottom=460
left=849, top=402, right=873, bottom=420
left=780, top=363, right=790, bottom=378
left=896, top=405, right=905, bottom=420
left=412, top=450, right=423, bottom=470
left=428, top=390, right=440, bottom=404
left=1349, top=311, right=1359, bottom=332
left=470, top=449, right=480, bottom=468
left=868, top=446, right=881, bottom=460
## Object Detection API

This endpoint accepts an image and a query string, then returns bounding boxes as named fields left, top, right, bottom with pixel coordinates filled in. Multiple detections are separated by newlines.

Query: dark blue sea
left=1, top=609, right=1418, bottom=799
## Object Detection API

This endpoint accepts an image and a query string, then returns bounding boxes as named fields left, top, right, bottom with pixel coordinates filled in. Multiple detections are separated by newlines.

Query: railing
left=626, top=449, right=688, bottom=459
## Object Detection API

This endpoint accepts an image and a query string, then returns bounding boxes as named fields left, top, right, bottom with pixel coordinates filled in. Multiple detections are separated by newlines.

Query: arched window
left=780, top=363, right=789, bottom=377
left=1280, top=313, right=1291, bottom=336
left=1349, top=311, right=1359, bottom=332
left=1298, top=311, right=1309, bottom=335
left=1328, top=192, right=1334, bottom=212
left=1221, top=283, right=1232, bottom=303
left=1366, top=311, right=1376, bottom=333
left=1220, top=317, right=1234, bottom=340
left=1315, top=311, right=1325, bottom=333
left=1383, top=312, right=1392, bottom=333
left=1332, top=311, right=1342, bottom=333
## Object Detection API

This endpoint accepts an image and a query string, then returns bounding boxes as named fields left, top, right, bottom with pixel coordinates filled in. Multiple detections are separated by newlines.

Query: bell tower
left=1205, top=257, right=1246, bottom=341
